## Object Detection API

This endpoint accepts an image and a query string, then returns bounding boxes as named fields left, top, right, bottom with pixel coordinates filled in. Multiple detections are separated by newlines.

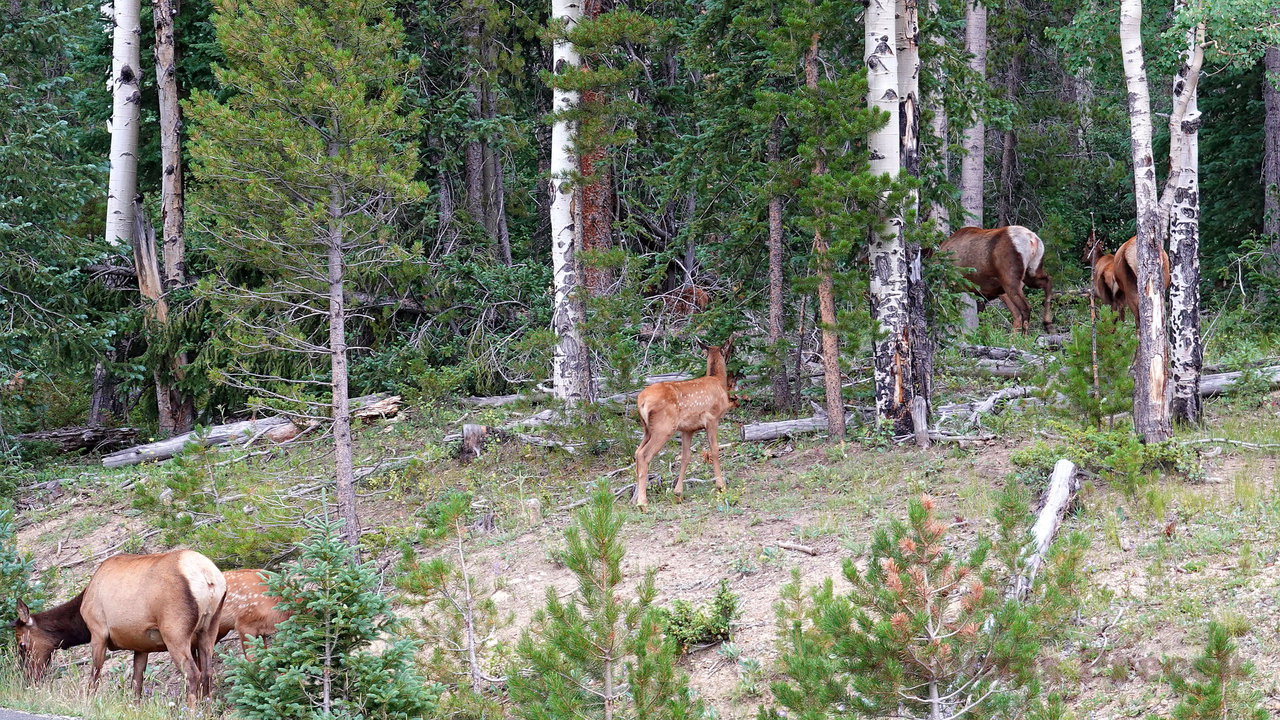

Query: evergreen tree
left=1044, top=306, right=1136, bottom=428
left=0, top=505, right=45, bottom=640
left=1158, top=621, right=1267, bottom=720
left=188, top=0, right=425, bottom=544
left=225, top=513, right=438, bottom=720
left=766, top=492, right=1085, bottom=720
left=507, top=482, right=704, bottom=720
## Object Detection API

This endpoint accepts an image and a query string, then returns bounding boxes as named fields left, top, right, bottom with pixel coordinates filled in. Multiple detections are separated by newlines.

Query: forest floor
left=5, top=300, right=1280, bottom=719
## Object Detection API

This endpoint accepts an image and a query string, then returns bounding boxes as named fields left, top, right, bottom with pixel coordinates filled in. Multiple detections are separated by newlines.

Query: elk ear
left=16, top=601, right=31, bottom=625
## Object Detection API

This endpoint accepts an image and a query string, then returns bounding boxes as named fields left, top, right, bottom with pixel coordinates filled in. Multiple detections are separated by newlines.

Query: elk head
left=1081, top=229, right=1105, bottom=267
left=13, top=601, right=57, bottom=683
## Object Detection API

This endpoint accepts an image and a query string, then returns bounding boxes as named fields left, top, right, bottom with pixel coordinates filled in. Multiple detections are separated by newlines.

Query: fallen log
left=956, top=344, right=1041, bottom=363
left=452, top=422, right=578, bottom=461
left=16, top=426, right=138, bottom=453
left=776, top=541, right=819, bottom=556
left=460, top=394, right=529, bottom=408
left=101, top=393, right=395, bottom=468
left=1197, top=365, right=1280, bottom=397
left=1034, top=334, right=1068, bottom=350
left=966, top=386, right=1039, bottom=428
left=1009, top=459, right=1079, bottom=601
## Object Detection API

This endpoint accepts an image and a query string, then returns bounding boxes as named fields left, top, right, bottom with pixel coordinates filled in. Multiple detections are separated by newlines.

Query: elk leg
left=1003, top=288, right=1032, bottom=334
left=706, top=419, right=726, bottom=493
left=1032, top=273, right=1053, bottom=330
left=674, top=431, right=693, bottom=502
left=196, top=620, right=220, bottom=698
left=634, top=424, right=672, bottom=510
left=88, top=635, right=108, bottom=693
left=131, top=652, right=148, bottom=698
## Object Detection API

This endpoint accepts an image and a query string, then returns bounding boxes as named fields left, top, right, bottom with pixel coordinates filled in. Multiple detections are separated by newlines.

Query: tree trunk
left=131, top=199, right=190, bottom=438
left=327, top=142, right=359, bottom=549
left=1264, top=29, right=1279, bottom=248
left=806, top=34, right=845, bottom=440
left=550, top=0, right=593, bottom=407
left=959, top=0, right=987, bottom=227
left=997, top=45, right=1021, bottom=226
left=105, top=0, right=142, bottom=247
left=899, top=0, right=932, bottom=426
left=925, top=0, right=949, bottom=234
left=151, top=0, right=194, bottom=435
left=1120, top=0, right=1172, bottom=442
left=464, top=20, right=485, bottom=228
left=767, top=115, right=790, bottom=409
left=579, top=0, right=612, bottom=295
left=1168, top=10, right=1205, bottom=425
left=868, top=0, right=916, bottom=434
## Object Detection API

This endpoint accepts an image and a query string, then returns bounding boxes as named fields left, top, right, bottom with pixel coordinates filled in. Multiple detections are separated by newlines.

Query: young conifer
left=1045, top=306, right=1136, bottom=428
left=507, top=482, right=704, bottom=720
left=226, top=514, right=437, bottom=719
left=766, top=491, right=1085, bottom=720
left=1161, top=621, right=1267, bottom=720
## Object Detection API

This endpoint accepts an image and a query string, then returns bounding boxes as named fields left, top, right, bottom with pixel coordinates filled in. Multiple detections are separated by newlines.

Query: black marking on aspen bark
left=120, top=65, right=136, bottom=84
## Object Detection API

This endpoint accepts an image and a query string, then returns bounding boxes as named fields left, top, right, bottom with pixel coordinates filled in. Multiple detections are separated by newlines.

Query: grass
left=0, top=660, right=203, bottom=720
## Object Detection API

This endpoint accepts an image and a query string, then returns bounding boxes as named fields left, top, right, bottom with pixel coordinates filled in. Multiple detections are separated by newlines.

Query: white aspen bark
left=327, top=142, right=359, bottom=550
left=926, top=0, right=949, bottom=234
left=549, top=0, right=593, bottom=407
left=868, top=0, right=915, bottom=433
left=1120, top=0, right=1173, bottom=442
left=105, top=0, right=142, bottom=247
left=899, top=0, right=932, bottom=426
left=959, top=0, right=986, bottom=226
left=1168, top=11, right=1205, bottom=425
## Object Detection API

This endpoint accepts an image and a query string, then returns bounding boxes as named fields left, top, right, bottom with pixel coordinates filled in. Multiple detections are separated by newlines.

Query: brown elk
left=1109, top=235, right=1171, bottom=322
left=1083, top=230, right=1121, bottom=313
left=217, top=569, right=291, bottom=658
left=939, top=225, right=1054, bottom=333
left=13, top=550, right=226, bottom=706
left=633, top=337, right=737, bottom=510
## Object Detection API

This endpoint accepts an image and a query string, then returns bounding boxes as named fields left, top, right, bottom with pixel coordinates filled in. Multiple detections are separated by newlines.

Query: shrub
left=1156, top=621, right=1267, bottom=720
left=1041, top=306, right=1135, bottom=428
left=0, top=505, right=44, bottom=643
left=226, top=513, right=439, bottom=719
left=1010, top=424, right=1202, bottom=491
left=654, top=579, right=738, bottom=653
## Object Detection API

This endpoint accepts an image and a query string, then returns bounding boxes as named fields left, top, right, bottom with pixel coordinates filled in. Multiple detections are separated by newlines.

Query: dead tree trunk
left=767, top=115, right=790, bottom=409
left=899, top=0, right=933, bottom=428
left=327, top=141, right=359, bottom=549
left=1264, top=26, right=1280, bottom=252
left=997, top=39, right=1022, bottom=226
left=578, top=0, right=613, bottom=295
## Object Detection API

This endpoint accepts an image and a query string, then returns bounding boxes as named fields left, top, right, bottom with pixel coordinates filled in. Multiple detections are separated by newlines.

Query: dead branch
left=776, top=541, right=819, bottom=556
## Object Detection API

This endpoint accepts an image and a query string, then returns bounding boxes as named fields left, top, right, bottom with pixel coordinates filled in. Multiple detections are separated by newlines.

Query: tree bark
left=868, top=1, right=916, bottom=434
left=925, top=0, right=949, bottom=234
left=151, top=0, right=194, bottom=436
left=550, top=0, right=593, bottom=407
left=899, top=0, right=932, bottom=427
left=1264, top=28, right=1279, bottom=247
left=464, top=19, right=486, bottom=228
left=578, top=0, right=612, bottom=295
left=327, top=141, right=359, bottom=549
left=807, top=33, right=845, bottom=440
left=105, top=0, right=142, bottom=247
left=997, top=43, right=1021, bottom=226
left=959, top=0, right=987, bottom=226
left=1168, top=9, right=1205, bottom=425
left=131, top=199, right=190, bottom=438
left=1120, top=0, right=1173, bottom=442
left=767, top=115, right=790, bottom=409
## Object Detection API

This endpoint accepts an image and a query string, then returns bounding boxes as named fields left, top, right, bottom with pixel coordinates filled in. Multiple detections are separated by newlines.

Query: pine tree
left=0, top=505, right=44, bottom=637
left=1160, top=621, right=1267, bottom=720
left=225, top=513, right=438, bottom=719
left=507, top=482, right=704, bottom=720
left=766, top=493, right=1085, bottom=720
left=1046, top=306, right=1136, bottom=429
left=188, top=0, right=424, bottom=545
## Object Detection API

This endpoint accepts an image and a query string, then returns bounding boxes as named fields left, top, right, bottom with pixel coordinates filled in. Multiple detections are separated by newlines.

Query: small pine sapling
left=766, top=492, right=1087, bottom=720
left=1156, top=621, right=1267, bottom=720
left=654, top=579, right=739, bottom=653
left=1044, top=307, right=1135, bottom=428
left=507, top=482, right=704, bottom=720
left=226, top=513, right=438, bottom=719
left=398, top=493, right=510, bottom=719
left=0, top=505, right=44, bottom=637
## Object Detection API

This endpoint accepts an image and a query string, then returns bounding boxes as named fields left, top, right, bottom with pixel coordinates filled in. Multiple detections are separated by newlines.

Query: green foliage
left=0, top=506, right=45, bottom=646
left=1154, top=621, right=1267, bottom=720
left=226, top=513, right=439, bottom=719
left=1042, top=306, right=1136, bottom=428
left=508, top=482, right=704, bottom=720
left=1010, top=425, right=1202, bottom=491
left=654, top=579, right=739, bottom=653
left=765, top=493, right=1087, bottom=720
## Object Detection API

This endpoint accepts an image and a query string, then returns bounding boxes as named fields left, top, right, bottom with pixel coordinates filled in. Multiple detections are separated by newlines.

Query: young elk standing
left=939, top=225, right=1054, bottom=333
left=1083, top=230, right=1121, bottom=312
left=13, top=550, right=226, bottom=707
left=633, top=337, right=737, bottom=510
left=217, top=569, right=291, bottom=658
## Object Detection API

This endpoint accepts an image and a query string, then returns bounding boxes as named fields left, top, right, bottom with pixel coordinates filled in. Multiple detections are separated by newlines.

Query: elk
left=938, top=225, right=1054, bottom=333
left=1083, top=230, right=1121, bottom=313
left=217, top=569, right=291, bottom=658
left=633, top=337, right=737, bottom=510
left=13, top=550, right=226, bottom=706
left=1109, top=235, right=1170, bottom=322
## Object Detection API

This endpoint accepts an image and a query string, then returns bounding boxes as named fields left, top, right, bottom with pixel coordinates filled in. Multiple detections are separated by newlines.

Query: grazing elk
left=939, top=225, right=1054, bottom=333
left=633, top=337, right=738, bottom=510
left=13, top=550, right=226, bottom=706
left=217, top=569, right=291, bottom=658
left=1109, top=235, right=1170, bottom=322
left=1083, top=230, right=1122, bottom=313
